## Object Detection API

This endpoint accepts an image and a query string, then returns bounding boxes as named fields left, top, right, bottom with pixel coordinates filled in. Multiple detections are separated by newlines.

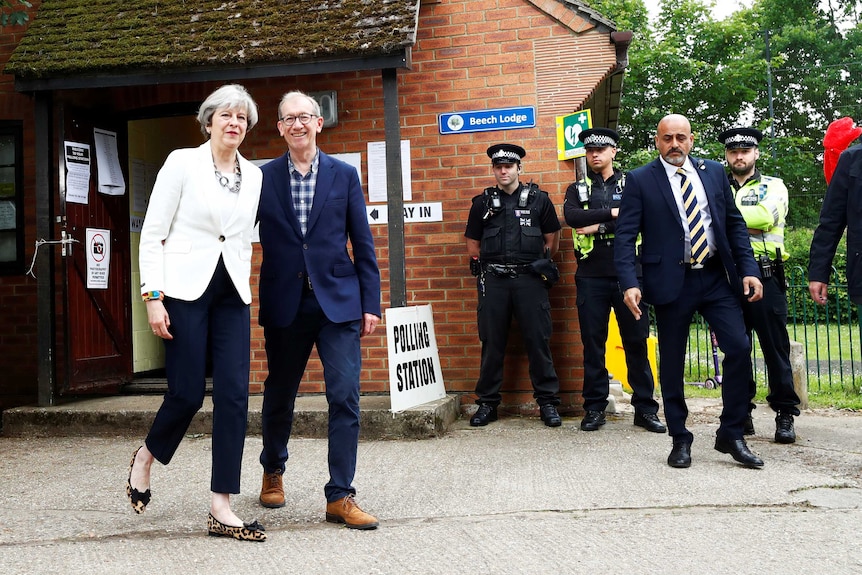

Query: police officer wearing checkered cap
left=464, top=143, right=563, bottom=427
left=720, top=127, right=800, bottom=443
left=564, top=128, right=666, bottom=433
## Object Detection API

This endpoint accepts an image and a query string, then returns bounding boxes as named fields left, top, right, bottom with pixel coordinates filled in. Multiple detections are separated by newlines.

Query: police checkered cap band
left=491, top=149, right=521, bottom=162
left=584, top=134, right=617, bottom=147
left=725, top=133, right=758, bottom=146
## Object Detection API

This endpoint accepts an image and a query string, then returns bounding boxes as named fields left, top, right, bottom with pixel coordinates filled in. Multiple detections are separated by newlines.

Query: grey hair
left=277, top=91, right=321, bottom=119
left=197, top=84, right=259, bottom=136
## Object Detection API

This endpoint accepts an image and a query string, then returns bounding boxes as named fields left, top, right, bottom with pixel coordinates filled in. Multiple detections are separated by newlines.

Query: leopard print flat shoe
left=207, top=513, right=267, bottom=542
left=125, top=446, right=151, bottom=514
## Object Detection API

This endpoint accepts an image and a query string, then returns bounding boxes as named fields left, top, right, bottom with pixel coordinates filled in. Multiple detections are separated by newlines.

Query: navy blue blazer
left=614, top=156, right=759, bottom=306
left=257, top=150, right=381, bottom=328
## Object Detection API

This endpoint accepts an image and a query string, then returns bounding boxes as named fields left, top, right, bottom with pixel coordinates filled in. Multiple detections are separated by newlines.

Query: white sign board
left=86, top=227, right=111, bottom=289
left=366, top=202, right=443, bottom=225
left=386, top=304, right=446, bottom=412
left=367, top=139, right=412, bottom=203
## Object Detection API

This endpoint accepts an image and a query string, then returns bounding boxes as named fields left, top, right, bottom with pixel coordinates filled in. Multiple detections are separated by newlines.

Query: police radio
left=575, top=155, right=590, bottom=203
left=483, top=187, right=503, bottom=220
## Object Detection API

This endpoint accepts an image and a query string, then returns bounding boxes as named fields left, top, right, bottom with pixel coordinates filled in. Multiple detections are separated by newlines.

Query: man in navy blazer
left=614, top=114, right=765, bottom=469
left=257, top=91, right=381, bottom=529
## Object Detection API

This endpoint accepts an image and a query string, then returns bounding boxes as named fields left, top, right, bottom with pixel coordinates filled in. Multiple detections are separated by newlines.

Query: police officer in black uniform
left=464, top=143, right=562, bottom=427
left=564, top=128, right=665, bottom=433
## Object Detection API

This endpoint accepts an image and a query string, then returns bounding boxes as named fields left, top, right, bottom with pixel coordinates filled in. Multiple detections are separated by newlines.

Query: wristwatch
left=597, top=223, right=607, bottom=235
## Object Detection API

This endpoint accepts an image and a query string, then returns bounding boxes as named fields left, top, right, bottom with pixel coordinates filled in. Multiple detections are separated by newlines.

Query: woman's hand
left=146, top=300, right=173, bottom=340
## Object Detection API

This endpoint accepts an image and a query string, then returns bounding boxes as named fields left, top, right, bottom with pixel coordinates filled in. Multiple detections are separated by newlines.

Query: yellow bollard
left=605, top=309, right=658, bottom=392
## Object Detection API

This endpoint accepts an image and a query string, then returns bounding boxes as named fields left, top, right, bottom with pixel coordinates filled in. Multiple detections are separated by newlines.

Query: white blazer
left=139, top=141, right=262, bottom=304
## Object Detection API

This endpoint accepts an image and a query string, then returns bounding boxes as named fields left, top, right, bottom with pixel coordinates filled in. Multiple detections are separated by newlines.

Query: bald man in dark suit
left=614, top=114, right=765, bottom=469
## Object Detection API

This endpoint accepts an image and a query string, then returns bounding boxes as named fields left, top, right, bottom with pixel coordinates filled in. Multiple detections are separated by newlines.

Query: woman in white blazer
left=127, top=84, right=265, bottom=542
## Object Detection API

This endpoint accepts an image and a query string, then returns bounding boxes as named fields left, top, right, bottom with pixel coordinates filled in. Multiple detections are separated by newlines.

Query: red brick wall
left=1, top=0, right=619, bottom=413
left=234, top=0, right=618, bottom=412
left=0, top=1, right=40, bottom=411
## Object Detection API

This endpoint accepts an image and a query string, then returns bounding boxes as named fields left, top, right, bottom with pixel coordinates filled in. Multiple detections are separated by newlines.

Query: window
left=0, top=122, right=24, bottom=275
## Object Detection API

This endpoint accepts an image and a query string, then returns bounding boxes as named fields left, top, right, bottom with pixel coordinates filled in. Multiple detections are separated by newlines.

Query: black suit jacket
left=809, top=143, right=862, bottom=303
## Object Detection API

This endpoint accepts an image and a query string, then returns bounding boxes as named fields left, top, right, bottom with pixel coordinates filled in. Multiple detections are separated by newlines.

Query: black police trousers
left=576, top=275, right=660, bottom=414
left=474, top=272, right=560, bottom=407
left=742, top=274, right=801, bottom=415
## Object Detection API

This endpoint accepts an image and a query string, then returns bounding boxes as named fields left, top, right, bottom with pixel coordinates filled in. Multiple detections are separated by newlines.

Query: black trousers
left=474, top=272, right=560, bottom=406
left=576, top=275, right=659, bottom=414
left=742, top=274, right=801, bottom=415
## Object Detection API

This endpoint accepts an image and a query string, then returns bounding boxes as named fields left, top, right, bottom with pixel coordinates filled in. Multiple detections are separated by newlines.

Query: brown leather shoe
left=325, top=495, right=379, bottom=530
left=259, top=472, right=285, bottom=508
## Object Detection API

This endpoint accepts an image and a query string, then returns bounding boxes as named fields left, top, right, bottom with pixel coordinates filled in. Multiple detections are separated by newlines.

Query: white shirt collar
left=659, top=155, right=694, bottom=178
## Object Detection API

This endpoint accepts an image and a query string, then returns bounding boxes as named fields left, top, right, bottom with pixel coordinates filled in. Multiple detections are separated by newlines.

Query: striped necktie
left=677, top=168, right=709, bottom=265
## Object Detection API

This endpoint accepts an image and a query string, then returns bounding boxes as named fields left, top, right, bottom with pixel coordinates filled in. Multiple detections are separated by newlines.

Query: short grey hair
left=197, top=84, right=259, bottom=136
left=277, top=91, right=321, bottom=119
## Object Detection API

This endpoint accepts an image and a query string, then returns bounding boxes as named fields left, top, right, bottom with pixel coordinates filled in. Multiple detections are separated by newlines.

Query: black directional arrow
left=370, top=208, right=379, bottom=220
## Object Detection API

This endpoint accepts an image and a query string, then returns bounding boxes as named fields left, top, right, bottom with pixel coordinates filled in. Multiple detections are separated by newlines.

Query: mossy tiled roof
left=6, top=0, right=420, bottom=80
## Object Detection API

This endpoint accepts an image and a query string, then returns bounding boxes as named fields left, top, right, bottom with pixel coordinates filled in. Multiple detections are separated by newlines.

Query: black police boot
left=470, top=404, right=498, bottom=427
left=580, top=410, right=606, bottom=431
left=743, top=413, right=755, bottom=436
left=540, top=404, right=562, bottom=427
left=774, top=411, right=796, bottom=444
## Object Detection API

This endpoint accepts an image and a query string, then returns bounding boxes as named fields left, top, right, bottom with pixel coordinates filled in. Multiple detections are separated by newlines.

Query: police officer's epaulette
left=524, top=182, right=548, bottom=198
left=471, top=187, right=494, bottom=201
left=760, top=175, right=783, bottom=183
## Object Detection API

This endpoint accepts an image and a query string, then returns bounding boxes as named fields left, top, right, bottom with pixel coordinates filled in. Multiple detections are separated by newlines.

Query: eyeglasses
left=279, top=113, right=318, bottom=125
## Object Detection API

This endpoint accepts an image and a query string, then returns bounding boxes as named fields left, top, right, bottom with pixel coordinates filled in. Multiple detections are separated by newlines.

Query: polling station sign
left=385, top=304, right=446, bottom=412
left=439, top=106, right=536, bottom=134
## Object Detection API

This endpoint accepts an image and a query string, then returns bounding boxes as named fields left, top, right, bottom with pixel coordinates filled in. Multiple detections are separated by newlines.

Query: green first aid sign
left=555, top=110, right=592, bottom=160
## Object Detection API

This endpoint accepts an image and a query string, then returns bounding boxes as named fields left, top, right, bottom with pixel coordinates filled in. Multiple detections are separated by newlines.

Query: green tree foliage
left=587, top=0, right=862, bottom=227
left=1, top=0, right=31, bottom=26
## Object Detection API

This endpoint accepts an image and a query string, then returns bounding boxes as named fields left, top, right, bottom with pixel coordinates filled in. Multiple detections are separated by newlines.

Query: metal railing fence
left=672, top=265, right=861, bottom=391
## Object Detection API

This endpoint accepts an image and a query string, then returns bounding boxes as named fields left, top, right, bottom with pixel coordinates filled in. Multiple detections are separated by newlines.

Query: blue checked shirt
left=288, top=151, right=319, bottom=236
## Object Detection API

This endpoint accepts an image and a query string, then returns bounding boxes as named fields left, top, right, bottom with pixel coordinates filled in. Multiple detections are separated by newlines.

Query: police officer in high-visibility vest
left=464, top=143, right=563, bottom=427
left=564, top=128, right=666, bottom=433
left=720, top=127, right=800, bottom=443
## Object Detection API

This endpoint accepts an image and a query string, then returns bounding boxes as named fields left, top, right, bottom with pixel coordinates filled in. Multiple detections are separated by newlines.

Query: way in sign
left=366, top=202, right=443, bottom=225
left=404, top=205, right=432, bottom=219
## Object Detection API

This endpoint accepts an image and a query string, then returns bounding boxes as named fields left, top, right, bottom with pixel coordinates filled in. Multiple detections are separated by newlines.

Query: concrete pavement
left=1, top=397, right=861, bottom=575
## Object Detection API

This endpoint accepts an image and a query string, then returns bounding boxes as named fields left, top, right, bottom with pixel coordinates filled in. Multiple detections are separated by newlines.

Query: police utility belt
left=483, top=262, right=533, bottom=278
left=757, top=254, right=783, bottom=279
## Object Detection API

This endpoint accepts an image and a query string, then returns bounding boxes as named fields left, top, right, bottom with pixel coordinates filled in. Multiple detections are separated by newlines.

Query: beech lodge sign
left=438, top=107, right=536, bottom=134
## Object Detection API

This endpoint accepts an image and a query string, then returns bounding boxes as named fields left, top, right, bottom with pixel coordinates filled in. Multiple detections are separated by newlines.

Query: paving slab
left=0, top=398, right=860, bottom=575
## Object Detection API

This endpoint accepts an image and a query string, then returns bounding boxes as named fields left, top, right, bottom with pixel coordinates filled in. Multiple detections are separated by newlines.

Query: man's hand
left=742, top=276, right=763, bottom=302
left=809, top=281, right=829, bottom=305
left=623, top=287, right=643, bottom=320
left=361, top=313, right=380, bottom=337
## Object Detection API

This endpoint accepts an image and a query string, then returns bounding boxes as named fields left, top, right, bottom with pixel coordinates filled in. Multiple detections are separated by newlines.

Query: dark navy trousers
left=259, top=289, right=362, bottom=503
left=653, top=260, right=752, bottom=443
left=146, top=258, right=251, bottom=494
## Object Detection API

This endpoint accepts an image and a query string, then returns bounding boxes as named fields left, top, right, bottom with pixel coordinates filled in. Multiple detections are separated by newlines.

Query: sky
left=642, top=0, right=754, bottom=22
